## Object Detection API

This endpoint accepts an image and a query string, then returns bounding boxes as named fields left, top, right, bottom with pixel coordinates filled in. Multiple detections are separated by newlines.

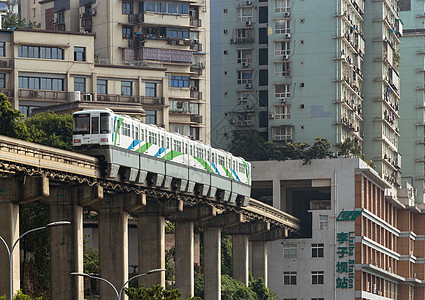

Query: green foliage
left=23, top=112, right=73, bottom=151
left=249, top=277, right=277, bottom=300
left=165, top=247, right=175, bottom=281
left=2, top=15, right=41, bottom=29
left=0, top=289, right=41, bottom=300
left=165, top=220, right=175, bottom=232
left=0, top=94, right=28, bottom=139
left=20, top=203, right=50, bottom=299
left=303, top=137, right=334, bottom=165
left=221, top=235, right=233, bottom=276
left=194, top=275, right=204, bottom=299
left=124, top=284, right=200, bottom=300
left=83, top=234, right=99, bottom=274
left=335, top=138, right=362, bottom=158
left=221, top=275, right=256, bottom=300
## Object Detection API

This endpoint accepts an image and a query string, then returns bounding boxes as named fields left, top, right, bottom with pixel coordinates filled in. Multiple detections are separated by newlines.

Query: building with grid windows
left=18, top=0, right=210, bottom=143
left=252, top=158, right=425, bottom=299
left=211, top=0, right=402, bottom=185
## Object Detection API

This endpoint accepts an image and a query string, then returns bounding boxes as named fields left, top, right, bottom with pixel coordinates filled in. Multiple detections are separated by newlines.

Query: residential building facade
left=211, top=0, right=402, bottom=185
left=18, top=0, right=210, bottom=143
left=252, top=159, right=425, bottom=300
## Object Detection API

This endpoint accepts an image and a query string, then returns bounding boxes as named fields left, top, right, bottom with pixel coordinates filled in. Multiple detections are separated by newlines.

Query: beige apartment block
left=20, top=0, right=210, bottom=143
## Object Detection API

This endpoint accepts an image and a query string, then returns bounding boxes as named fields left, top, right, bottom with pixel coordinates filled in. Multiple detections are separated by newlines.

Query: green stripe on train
left=222, top=166, right=233, bottom=179
left=165, top=150, right=183, bottom=161
left=113, top=118, right=124, bottom=146
left=138, top=143, right=152, bottom=154
left=243, top=161, right=249, bottom=181
left=194, top=157, right=211, bottom=173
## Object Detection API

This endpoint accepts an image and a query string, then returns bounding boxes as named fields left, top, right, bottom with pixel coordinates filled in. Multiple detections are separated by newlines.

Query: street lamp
left=71, top=268, right=166, bottom=300
left=0, top=221, right=71, bottom=300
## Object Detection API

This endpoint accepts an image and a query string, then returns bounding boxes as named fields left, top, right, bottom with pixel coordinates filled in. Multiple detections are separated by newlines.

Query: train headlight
left=74, top=139, right=81, bottom=143
left=101, top=138, right=108, bottom=142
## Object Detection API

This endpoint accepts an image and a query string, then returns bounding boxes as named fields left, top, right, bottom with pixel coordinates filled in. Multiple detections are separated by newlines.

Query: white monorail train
left=73, top=109, right=251, bottom=206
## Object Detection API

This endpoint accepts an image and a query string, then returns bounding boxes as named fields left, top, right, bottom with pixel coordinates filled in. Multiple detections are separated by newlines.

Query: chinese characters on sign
left=336, top=231, right=355, bottom=289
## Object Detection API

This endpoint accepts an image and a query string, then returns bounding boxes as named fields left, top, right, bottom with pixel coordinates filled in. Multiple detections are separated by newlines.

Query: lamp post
left=0, top=221, right=71, bottom=300
left=71, top=268, right=166, bottom=300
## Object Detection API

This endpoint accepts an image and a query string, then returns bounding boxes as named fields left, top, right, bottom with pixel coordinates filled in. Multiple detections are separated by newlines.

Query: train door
left=91, top=113, right=100, bottom=144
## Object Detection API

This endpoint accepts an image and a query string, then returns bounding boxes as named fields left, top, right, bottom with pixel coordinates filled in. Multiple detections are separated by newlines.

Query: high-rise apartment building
left=211, top=0, right=402, bottom=185
left=398, top=0, right=425, bottom=204
left=18, top=0, right=210, bottom=143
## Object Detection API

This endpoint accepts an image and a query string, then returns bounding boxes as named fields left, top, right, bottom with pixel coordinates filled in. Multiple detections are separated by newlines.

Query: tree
left=334, top=138, right=362, bottom=158
left=2, top=15, right=41, bottom=30
left=0, top=93, right=28, bottom=139
left=303, top=137, right=334, bottom=165
left=23, top=112, right=73, bottom=151
left=83, top=234, right=99, bottom=274
left=124, top=284, right=200, bottom=300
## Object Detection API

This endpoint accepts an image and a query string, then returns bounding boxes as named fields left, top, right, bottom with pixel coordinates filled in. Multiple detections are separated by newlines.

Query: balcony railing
left=140, top=96, right=165, bottom=105
left=54, top=23, right=65, bottom=31
left=0, top=59, right=13, bottom=68
left=128, top=13, right=144, bottom=24
left=190, top=114, right=203, bottom=123
left=81, top=17, right=92, bottom=29
left=190, top=90, right=202, bottom=100
left=190, top=18, right=202, bottom=27
left=18, top=89, right=67, bottom=100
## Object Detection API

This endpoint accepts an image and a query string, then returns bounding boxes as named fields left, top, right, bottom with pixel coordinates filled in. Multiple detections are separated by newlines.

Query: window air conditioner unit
left=171, top=40, right=178, bottom=45
left=242, top=61, right=249, bottom=67
left=282, top=54, right=289, bottom=60
left=246, top=21, right=252, bottom=26
left=245, top=83, right=252, bottom=89
left=285, top=33, right=291, bottom=39
left=284, top=12, right=291, bottom=17
left=268, top=113, right=274, bottom=119
left=372, top=284, right=377, bottom=294
left=52, top=17, right=58, bottom=24
left=90, top=9, right=96, bottom=16
left=230, top=119, right=236, bottom=124
left=71, top=91, right=81, bottom=101
left=80, top=13, right=85, bottom=18
left=83, top=93, right=93, bottom=101
left=245, top=0, right=252, bottom=5
left=280, top=98, right=286, bottom=103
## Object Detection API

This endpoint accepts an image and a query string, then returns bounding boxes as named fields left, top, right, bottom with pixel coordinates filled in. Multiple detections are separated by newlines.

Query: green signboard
left=336, top=210, right=362, bottom=221
left=336, top=231, right=355, bottom=289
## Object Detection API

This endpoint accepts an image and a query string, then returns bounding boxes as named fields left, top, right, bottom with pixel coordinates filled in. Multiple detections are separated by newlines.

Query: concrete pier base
left=232, top=235, right=249, bottom=286
left=138, top=214, right=165, bottom=287
left=49, top=187, right=84, bottom=300
left=99, top=199, right=128, bottom=300
left=204, top=227, right=221, bottom=300
left=175, top=221, right=194, bottom=298
left=251, top=241, right=268, bottom=285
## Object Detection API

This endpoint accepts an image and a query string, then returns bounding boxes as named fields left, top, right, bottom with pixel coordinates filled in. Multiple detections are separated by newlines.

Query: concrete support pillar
left=232, top=235, right=249, bottom=286
left=175, top=221, right=194, bottom=298
left=0, top=202, right=20, bottom=298
left=50, top=187, right=84, bottom=300
left=204, top=227, right=221, bottom=300
left=251, top=241, right=268, bottom=285
left=99, top=201, right=128, bottom=300
left=138, top=214, right=165, bottom=287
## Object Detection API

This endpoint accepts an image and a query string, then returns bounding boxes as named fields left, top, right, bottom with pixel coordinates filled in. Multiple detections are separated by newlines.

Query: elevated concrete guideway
left=0, top=135, right=300, bottom=300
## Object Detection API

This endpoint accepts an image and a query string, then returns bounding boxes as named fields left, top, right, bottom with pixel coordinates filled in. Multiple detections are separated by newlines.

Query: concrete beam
left=167, top=206, right=217, bottom=222
left=138, top=214, right=165, bottom=287
left=175, top=221, right=194, bottom=298
left=124, top=193, right=146, bottom=213
left=249, top=228, right=285, bottom=242
left=197, top=213, right=244, bottom=228
left=223, top=222, right=270, bottom=235
left=204, top=227, right=221, bottom=300
left=1, top=176, right=49, bottom=204
left=78, top=185, right=103, bottom=207
left=49, top=186, right=84, bottom=300
left=98, top=195, right=128, bottom=300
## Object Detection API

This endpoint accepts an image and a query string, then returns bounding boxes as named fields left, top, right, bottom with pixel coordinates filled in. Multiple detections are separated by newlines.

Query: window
left=273, top=126, right=292, bottom=141
left=283, top=272, right=296, bottom=285
left=169, top=76, right=189, bottom=88
left=312, top=243, right=324, bottom=257
left=121, top=81, right=132, bottom=96
left=319, top=215, right=328, bottom=230
left=18, top=46, right=64, bottom=60
left=19, top=105, right=40, bottom=117
left=275, top=62, right=290, bottom=76
left=259, top=6, right=268, bottom=23
left=97, top=79, right=107, bottom=94
left=123, top=1, right=132, bottom=14
left=0, top=42, right=5, bottom=57
left=123, top=26, right=132, bottom=39
left=74, top=47, right=86, bottom=61
left=145, top=82, right=157, bottom=97
left=236, top=28, right=253, bottom=41
left=57, top=11, right=64, bottom=23
left=275, top=0, right=290, bottom=12
left=275, top=104, right=291, bottom=119
left=146, top=110, right=157, bottom=124
left=312, top=271, right=324, bottom=285
left=237, top=7, right=252, bottom=21
left=170, top=124, right=190, bottom=136
left=275, top=84, right=291, bottom=98
left=259, top=70, right=268, bottom=86
left=19, top=76, right=64, bottom=91
left=275, top=41, right=290, bottom=55
left=283, top=244, right=296, bottom=258
left=169, top=100, right=189, bottom=113
left=166, top=27, right=189, bottom=39
left=275, top=19, right=290, bottom=34
left=237, top=70, right=252, bottom=84
left=74, top=77, right=86, bottom=92
left=122, top=123, right=131, bottom=137
left=0, top=73, right=5, bottom=88
left=237, top=49, right=252, bottom=63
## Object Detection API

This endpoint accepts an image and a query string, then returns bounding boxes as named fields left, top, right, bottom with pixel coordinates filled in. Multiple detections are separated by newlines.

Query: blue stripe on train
left=232, top=170, right=241, bottom=182
left=211, top=162, right=221, bottom=175
left=154, top=147, right=166, bottom=157
left=127, top=139, right=140, bottom=150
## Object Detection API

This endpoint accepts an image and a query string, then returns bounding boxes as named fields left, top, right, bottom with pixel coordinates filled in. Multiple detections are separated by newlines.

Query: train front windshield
left=73, top=114, right=90, bottom=134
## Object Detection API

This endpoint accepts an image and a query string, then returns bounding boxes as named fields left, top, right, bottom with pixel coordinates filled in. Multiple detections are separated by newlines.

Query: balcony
left=81, top=17, right=92, bottom=30
left=96, top=94, right=143, bottom=104
left=190, top=90, right=202, bottom=100
left=231, top=37, right=254, bottom=44
left=123, top=47, right=193, bottom=64
left=18, top=89, right=67, bottom=101
left=140, top=96, right=165, bottom=105
left=190, top=42, right=203, bottom=52
left=309, top=200, right=331, bottom=210
left=0, top=89, right=13, bottom=98
left=0, top=59, right=13, bottom=68
left=128, top=13, right=144, bottom=24
left=190, top=114, right=203, bottom=123
left=190, top=17, right=202, bottom=27
left=54, top=23, right=65, bottom=31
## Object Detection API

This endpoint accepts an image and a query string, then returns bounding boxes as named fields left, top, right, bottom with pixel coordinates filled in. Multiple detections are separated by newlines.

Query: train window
left=73, top=114, right=90, bottom=134
left=100, top=113, right=110, bottom=133
left=92, top=117, right=99, bottom=134
left=239, top=163, right=244, bottom=173
left=131, top=125, right=134, bottom=138
left=196, top=147, right=201, bottom=159
left=135, top=127, right=139, bottom=140
left=173, top=140, right=182, bottom=152
left=207, top=150, right=210, bottom=161
left=161, top=135, right=164, bottom=148
left=212, top=153, right=215, bottom=164
left=166, top=137, right=170, bottom=149
left=148, top=131, right=157, bottom=145
left=184, top=143, right=188, bottom=154
left=218, top=155, right=225, bottom=166
left=122, top=123, right=131, bottom=137
left=190, top=145, right=193, bottom=156
left=232, top=161, right=235, bottom=171
left=141, top=129, right=145, bottom=141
